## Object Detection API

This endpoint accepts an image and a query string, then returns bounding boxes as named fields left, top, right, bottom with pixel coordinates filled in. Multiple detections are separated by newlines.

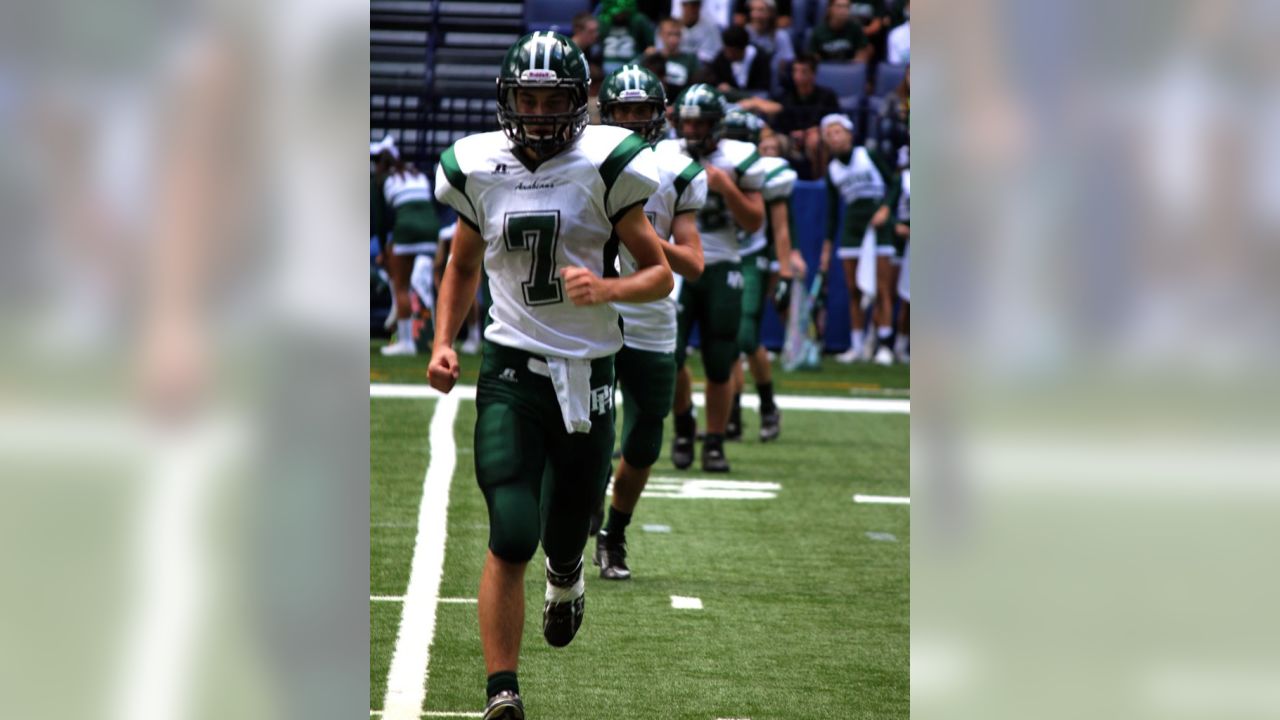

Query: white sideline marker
left=671, top=595, right=704, bottom=610
left=642, top=524, right=672, bottom=533
left=382, top=395, right=460, bottom=720
left=854, top=494, right=910, bottom=505
left=422, top=713, right=484, bottom=718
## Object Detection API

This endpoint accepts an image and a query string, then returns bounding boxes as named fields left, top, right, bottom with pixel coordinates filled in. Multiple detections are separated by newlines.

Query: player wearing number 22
left=429, top=32, right=673, bottom=720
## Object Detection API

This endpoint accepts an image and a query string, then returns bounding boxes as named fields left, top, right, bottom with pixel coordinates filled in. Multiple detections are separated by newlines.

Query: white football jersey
left=738, top=155, right=797, bottom=256
left=613, top=144, right=707, bottom=353
left=828, top=146, right=887, bottom=206
left=659, top=137, right=766, bottom=264
left=435, top=125, right=659, bottom=359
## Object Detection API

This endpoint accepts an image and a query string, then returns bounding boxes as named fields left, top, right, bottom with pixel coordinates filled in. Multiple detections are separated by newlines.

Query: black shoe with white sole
left=593, top=530, right=632, bottom=580
left=701, top=438, right=731, bottom=473
left=759, top=408, right=781, bottom=442
left=482, top=690, right=525, bottom=720
left=543, top=559, right=585, bottom=648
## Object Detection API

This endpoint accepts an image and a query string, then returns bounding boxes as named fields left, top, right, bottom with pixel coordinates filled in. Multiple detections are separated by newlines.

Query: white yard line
left=370, top=384, right=908, bottom=414
left=382, top=396, right=461, bottom=720
left=853, top=494, right=911, bottom=505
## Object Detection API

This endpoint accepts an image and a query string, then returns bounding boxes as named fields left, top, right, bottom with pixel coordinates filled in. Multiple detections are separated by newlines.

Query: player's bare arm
left=664, top=212, right=705, bottom=280
left=427, top=219, right=483, bottom=392
left=704, top=165, right=764, bottom=232
left=769, top=201, right=794, bottom=280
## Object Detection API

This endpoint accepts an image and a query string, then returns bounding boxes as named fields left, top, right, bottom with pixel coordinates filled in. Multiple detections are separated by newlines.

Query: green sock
left=487, top=670, right=519, bottom=698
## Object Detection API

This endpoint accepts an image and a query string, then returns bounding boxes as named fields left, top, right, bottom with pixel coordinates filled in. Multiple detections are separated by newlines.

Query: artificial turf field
left=371, top=342, right=910, bottom=719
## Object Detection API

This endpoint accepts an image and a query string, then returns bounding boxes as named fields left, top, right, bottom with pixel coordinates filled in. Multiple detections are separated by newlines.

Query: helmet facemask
left=677, top=109, right=721, bottom=160
left=498, top=79, right=589, bottom=158
left=600, top=97, right=667, bottom=145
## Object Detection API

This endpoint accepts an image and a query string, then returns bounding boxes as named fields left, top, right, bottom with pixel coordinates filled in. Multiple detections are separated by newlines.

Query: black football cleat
left=543, top=559, right=585, bottom=648
left=672, top=428, right=695, bottom=469
left=594, top=530, right=632, bottom=580
left=482, top=690, right=525, bottom=720
left=701, top=440, right=731, bottom=473
left=759, top=408, right=781, bottom=442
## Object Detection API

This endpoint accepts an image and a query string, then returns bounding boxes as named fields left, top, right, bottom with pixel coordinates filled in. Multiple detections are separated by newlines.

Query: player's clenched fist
left=427, top=347, right=460, bottom=393
left=561, top=266, right=611, bottom=306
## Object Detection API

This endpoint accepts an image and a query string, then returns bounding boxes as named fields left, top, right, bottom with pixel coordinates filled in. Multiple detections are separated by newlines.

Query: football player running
left=429, top=33, right=673, bottom=720
left=720, top=108, right=798, bottom=442
left=593, top=65, right=706, bottom=581
left=663, top=84, right=766, bottom=473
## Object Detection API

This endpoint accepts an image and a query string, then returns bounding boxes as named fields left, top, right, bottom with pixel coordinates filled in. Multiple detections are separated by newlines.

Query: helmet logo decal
left=520, top=69, right=558, bottom=83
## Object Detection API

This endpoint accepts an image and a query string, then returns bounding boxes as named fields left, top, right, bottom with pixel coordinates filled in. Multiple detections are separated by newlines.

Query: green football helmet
left=721, top=108, right=766, bottom=145
left=598, top=65, right=668, bottom=145
left=496, top=32, right=590, bottom=156
left=672, top=83, right=727, bottom=158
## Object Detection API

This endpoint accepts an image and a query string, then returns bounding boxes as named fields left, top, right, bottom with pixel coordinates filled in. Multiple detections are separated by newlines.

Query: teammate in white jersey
left=720, top=109, right=799, bottom=442
left=428, top=32, right=673, bottom=720
left=663, top=84, right=766, bottom=473
left=593, top=65, right=706, bottom=581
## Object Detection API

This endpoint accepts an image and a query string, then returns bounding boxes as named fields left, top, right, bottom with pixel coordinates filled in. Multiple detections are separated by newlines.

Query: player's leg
left=671, top=278, right=699, bottom=469
left=473, top=345, right=550, bottom=701
left=596, top=346, right=676, bottom=579
left=540, top=354, right=616, bottom=645
left=838, top=255, right=865, bottom=362
left=381, top=249, right=418, bottom=355
left=732, top=254, right=766, bottom=439
left=873, top=254, right=896, bottom=365
left=748, top=344, right=782, bottom=441
left=700, top=262, right=744, bottom=472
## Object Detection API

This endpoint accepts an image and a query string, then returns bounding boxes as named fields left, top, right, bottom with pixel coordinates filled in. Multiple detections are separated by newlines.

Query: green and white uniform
left=662, top=136, right=766, bottom=382
left=611, top=143, right=706, bottom=468
left=826, top=145, right=897, bottom=260
left=738, top=155, right=797, bottom=353
left=435, top=124, right=659, bottom=564
left=436, top=125, right=658, bottom=359
left=614, top=146, right=707, bottom=354
left=384, top=170, right=441, bottom=256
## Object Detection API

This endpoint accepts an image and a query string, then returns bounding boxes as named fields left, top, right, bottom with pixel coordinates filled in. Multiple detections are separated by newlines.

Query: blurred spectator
left=700, top=25, right=773, bottom=96
left=850, top=1, right=890, bottom=61
left=733, top=0, right=792, bottom=28
left=639, top=18, right=702, bottom=97
left=744, top=55, right=839, bottom=177
left=875, top=64, right=909, bottom=158
left=886, top=1, right=909, bottom=64
left=808, top=0, right=872, bottom=63
left=637, top=0, right=673, bottom=25
left=746, top=0, right=794, bottom=85
left=598, top=0, right=657, bottom=74
left=667, top=0, right=724, bottom=64
left=571, top=12, right=604, bottom=68
left=588, top=62, right=607, bottom=123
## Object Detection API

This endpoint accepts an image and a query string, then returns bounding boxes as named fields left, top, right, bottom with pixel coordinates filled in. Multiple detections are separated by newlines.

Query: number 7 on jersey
left=503, top=211, right=564, bottom=306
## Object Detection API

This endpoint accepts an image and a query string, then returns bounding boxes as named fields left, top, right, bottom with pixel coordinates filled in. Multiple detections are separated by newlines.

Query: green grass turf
left=370, top=389, right=909, bottom=717
left=370, top=340, right=910, bottom=397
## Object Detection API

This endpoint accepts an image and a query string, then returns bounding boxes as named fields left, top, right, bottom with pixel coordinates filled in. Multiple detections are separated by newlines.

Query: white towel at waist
left=526, top=356, right=595, bottom=434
